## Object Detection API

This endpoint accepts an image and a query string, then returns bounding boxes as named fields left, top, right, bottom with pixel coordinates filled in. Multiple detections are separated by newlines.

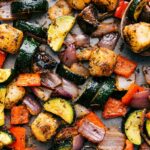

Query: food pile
left=0, top=0, right=150, bottom=149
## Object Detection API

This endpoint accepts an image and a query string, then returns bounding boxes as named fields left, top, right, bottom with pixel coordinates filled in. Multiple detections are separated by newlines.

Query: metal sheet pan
left=2, top=0, right=150, bottom=149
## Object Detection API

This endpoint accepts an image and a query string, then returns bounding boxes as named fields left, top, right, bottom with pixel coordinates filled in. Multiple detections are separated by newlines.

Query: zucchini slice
left=15, top=37, right=39, bottom=73
left=13, top=20, right=47, bottom=38
left=47, top=16, right=75, bottom=51
left=11, top=0, right=48, bottom=15
left=0, top=69, right=11, bottom=83
left=0, top=87, right=6, bottom=103
left=56, top=64, right=86, bottom=85
left=146, top=119, right=150, bottom=138
left=53, top=138, right=72, bottom=150
left=125, top=110, right=145, bottom=145
left=44, top=98, right=74, bottom=124
left=91, top=77, right=115, bottom=108
left=0, top=131, right=14, bottom=145
left=77, top=78, right=100, bottom=106
left=0, top=104, right=5, bottom=126
left=128, top=0, right=147, bottom=21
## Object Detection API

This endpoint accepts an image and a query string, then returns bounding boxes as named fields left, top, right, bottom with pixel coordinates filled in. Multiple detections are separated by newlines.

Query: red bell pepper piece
left=114, top=0, right=129, bottom=19
left=9, top=127, right=26, bottom=150
left=124, top=140, right=134, bottom=150
left=0, top=50, right=7, bottom=68
left=102, top=97, right=127, bottom=119
left=16, top=73, right=41, bottom=87
left=122, top=84, right=144, bottom=105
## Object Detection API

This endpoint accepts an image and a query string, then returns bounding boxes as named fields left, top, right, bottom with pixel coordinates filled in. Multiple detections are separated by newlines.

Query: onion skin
left=73, top=134, right=84, bottom=150
left=130, top=90, right=150, bottom=109
left=78, top=120, right=105, bottom=143
left=23, top=95, right=41, bottom=115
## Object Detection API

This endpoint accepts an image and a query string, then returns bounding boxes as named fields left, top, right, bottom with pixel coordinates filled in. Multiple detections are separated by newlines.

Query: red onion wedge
left=98, top=33, right=119, bottom=50
left=23, top=95, right=41, bottom=115
left=74, top=104, right=90, bottom=119
left=59, top=44, right=78, bottom=67
left=98, top=128, right=126, bottom=150
left=73, top=134, right=84, bottom=150
left=130, top=89, right=150, bottom=109
left=78, top=119, right=105, bottom=144
left=53, top=79, right=79, bottom=99
left=32, top=87, right=52, bottom=101
left=41, top=72, right=62, bottom=89
left=92, top=23, right=119, bottom=37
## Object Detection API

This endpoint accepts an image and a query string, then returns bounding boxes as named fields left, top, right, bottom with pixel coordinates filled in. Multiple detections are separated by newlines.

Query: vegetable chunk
left=123, top=22, right=150, bottom=53
left=31, top=113, right=59, bottom=142
left=0, top=24, right=23, bottom=54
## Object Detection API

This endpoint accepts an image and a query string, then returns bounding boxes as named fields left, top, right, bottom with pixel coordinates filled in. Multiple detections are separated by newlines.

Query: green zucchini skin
left=13, top=20, right=47, bottom=38
left=0, top=69, right=16, bottom=86
left=56, top=64, right=86, bottom=85
left=77, top=78, right=100, bottom=107
left=128, top=0, right=147, bottom=21
left=53, top=138, right=72, bottom=150
left=15, top=37, right=39, bottom=73
left=44, top=98, right=75, bottom=124
left=124, top=109, right=145, bottom=145
left=11, top=0, right=48, bottom=14
left=91, top=77, right=115, bottom=108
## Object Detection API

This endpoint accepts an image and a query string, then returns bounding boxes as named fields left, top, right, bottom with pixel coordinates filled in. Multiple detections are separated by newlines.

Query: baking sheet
left=2, top=0, right=150, bottom=149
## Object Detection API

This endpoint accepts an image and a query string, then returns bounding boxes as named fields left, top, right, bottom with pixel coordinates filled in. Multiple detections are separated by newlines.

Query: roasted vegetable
left=102, top=97, right=127, bottom=119
left=0, top=69, right=12, bottom=84
left=0, top=50, right=7, bottom=68
left=67, top=0, right=91, bottom=10
left=56, top=64, right=86, bottom=85
left=98, top=128, right=126, bottom=149
left=143, top=66, right=150, bottom=85
left=15, top=37, right=39, bottom=73
left=11, top=0, right=48, bottom=15
left=48, top=0, right=72, bottom=21
left=47, top=16, right=75, bottom=51
left=33, top=50, right=57, bottom=73
left=92, top=0, right=118, bottom=12
left=16, top=73, right=41, bottom=87
left=0, top=24, right=23, bottom=54
left=4, top=81, right=25, bottom=109
left=56, top=126, right=78, bottom=141
left=9, top=127, right=26, bottom=150
left=13, top=20, right=47, bottom=38
left=77, top=78, right=100, bottom=107
left=11, top=105, right=29, bottom=125
left=92, top=23, right=119, bottom=37
left=32, top=87, right=52, bottom=101
left=123, top=22, right=150, bottom=53
left=125, top=109, right=145, bottom=145
left=53, top=138, right=72, bottom=150
left=91, top=77, right=115, bottom=107
left=146, top=119, right=150, bottom=138
left=128, top=0, right=147, bottom=21
left=0, top=131, right=14, bottom=146
left=31, top=112, right=59, bottom=142
left=98, top=33, right=119, bottom=50
left=89, top=47, right=117, bottom=77
left=115, top=73, right=136, bottom=91
left=114, top=55, right=137, bottom=78
left=44, top=98, right=74, bottom=124
left=77, top=4, right=98, bottom=35
left=0, top=103, right=4, bottom=126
